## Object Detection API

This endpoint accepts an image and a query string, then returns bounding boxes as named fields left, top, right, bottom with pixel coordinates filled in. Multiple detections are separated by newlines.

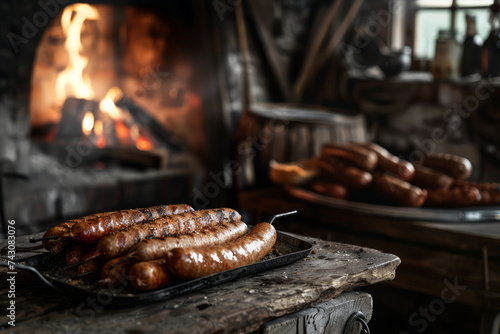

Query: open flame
left=51, top=4, right=156, bottom=152
left=82, top=111, right=94, bottom=136
left=99, top=86, right=124, bottom=119
left=55, top=4, right=99, bottom=105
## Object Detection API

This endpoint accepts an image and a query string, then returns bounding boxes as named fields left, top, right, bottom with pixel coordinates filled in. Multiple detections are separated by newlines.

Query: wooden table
left=0, top=232, right=399, bottom=333
left=239, top=187, right=500, bottom=333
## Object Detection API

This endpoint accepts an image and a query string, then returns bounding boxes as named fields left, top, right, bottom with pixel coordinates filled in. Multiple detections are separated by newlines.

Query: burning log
left=55, top=98, right=99, bottom=142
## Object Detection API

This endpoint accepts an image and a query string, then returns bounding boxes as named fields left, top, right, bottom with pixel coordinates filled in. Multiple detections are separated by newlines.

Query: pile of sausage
left=309, top=142, right=500, bottom=207
left=40, top=205, right=278, bottom=291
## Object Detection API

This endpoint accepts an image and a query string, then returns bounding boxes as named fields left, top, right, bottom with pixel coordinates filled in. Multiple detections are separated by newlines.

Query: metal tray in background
left=286, top=186, right=500, bottom=223
left=7, top=231, right=313, bottom=307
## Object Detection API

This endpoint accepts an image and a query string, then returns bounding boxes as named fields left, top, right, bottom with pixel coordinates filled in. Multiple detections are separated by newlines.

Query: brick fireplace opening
left=0, top=1, right=226, bottom=236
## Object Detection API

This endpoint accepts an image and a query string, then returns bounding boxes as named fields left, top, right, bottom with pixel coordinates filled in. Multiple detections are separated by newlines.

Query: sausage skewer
left=127, top=211, right=297, bottom=291
left=126, top=219, right=248, bottom=262
left=65, top=208, right=242, bottom=270
left=167, top=211, right=296, bottom=281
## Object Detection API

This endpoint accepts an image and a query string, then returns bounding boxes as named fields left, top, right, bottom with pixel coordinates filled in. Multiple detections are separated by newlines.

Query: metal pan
left=287, top=186, right=500, bottom=223
left=2, top=231, right=312, bottom=307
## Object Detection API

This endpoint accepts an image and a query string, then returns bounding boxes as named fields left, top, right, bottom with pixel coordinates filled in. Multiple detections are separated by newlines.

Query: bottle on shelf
left=482, top=1, right=500, bottom=78
left=461, top=13, right=482, bottom=77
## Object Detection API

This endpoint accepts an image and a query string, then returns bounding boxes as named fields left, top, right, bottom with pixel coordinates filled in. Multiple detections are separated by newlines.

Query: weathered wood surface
left=0, top=233, right=399, bottom=333
left=261, top=291, right=372, bottom=334
left=239, top=188, right=500, bottom=306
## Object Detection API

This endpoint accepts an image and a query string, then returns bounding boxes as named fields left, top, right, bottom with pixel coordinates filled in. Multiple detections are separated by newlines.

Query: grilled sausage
left=358, top=143, right=415, bottom=181
left=42, top=222, right=75, bottom=254
left=372, top=172, right=427, bottom=207
left=129, top=259, right=172, bottom=291
left=66, top=244, right=93, bottom=265
left=167, top=222, right=277, bottom=280
left=422, top=153, right=472, bottom=180
left=97, top=208, right=242, bottom=260
left=412, top=164, right=453, bottom=189
left=76, top=250, right=102, bottom=279
left=425, top=186, right=481, bottom=207
left=310, top=181, right=349, bottom=199
left=321, top=143, right=378, bottom=171
left=316, top=156, right=372, bottom=190
left=127, top=219, right=248, bottom=262
left=100, top=256, right=134, bottom=288
left=64, top=204, right=194, bottom=244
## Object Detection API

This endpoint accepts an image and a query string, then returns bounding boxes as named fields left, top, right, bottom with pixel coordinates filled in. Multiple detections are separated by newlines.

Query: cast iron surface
left=287, top=186, right=500, bottom=223
left=5, top=231, right=312, bottom=307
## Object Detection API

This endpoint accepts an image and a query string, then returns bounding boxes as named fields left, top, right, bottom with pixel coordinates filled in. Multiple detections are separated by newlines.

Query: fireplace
left=0, top=1, right=227, bottom=236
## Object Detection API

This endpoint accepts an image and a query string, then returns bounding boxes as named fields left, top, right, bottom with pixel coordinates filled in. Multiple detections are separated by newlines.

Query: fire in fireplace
left=29, top=3, right=205, bottom=159
left=0, top=1, right=224, bottom=236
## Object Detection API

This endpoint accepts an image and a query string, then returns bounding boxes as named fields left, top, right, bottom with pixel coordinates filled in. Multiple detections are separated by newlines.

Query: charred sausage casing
left=100, top=256, right=135, bottom=288
left=127, top=219, right=248, bottom=262
left=129, top=259, right=172, bottom=291
left=67, top=204, right=194, bottom=244
left=358, top=143, right=415, bottom=181
left=167, top=222, right=277, bottom=280
left=372, top=172, right=427, bottom=207
left=422, top=153, right=472, bottom=180
left=321, top=143, right=378, bottom=171
left=316, top=156, right=372, bottom=190
left=43, top=222, right=75, bottom=254
left=97, top=208, right=242, bottom=260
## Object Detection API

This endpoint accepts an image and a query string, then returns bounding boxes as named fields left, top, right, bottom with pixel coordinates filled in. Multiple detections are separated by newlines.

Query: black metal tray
left=5, top=231, right=312, bottom=307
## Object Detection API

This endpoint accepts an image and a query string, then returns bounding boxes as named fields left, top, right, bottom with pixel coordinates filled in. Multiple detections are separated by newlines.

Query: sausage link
left=128, top=219, right=248, bottom=262
left=358, top=143, right=415, bottom=181
left=66, top=204, right=194, bottom=244
left=167, top=222, right=277, bottom=280
left=425, top=186, right=481, bottom=207
left=66, top=244, right=93, bottom=265
left=316, top=156, right=372, bottom=190
left=422, top=153, right=472, bottom=179
left=321, top=143, right=378, bottom=171
left=412, top=164, right=453, bottom=189
left=129, top=259, right=172, bottom=291
left=97, top=208, right=242, bottom=260
left=310, top=181, right=349, bottom=200
left=372, top=172, right=427, bottom=207
left=100, top=256, right=135, bottom=288
left=76, top=250, right=102, bottom=279
left=42, top=222, right=75, bottom=254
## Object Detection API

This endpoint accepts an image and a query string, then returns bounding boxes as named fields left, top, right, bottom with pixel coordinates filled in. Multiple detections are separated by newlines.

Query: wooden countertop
left=0, top=232, right=399, bottom=333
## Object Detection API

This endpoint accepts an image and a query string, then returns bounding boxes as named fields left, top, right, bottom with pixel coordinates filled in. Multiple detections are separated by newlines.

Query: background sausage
left=422, top=153, right=472, bottom=179
left=425, top=186, right=481, bottom=207
left=129, top=259, right=172, bottom=291
left=412, top=164, right=453, bottom=189
left=316, top=156, right=372, bottom=190
left=321, top=143, right=378, bottom=171
left=167, top=222, right=277, bottom=280
left=359, top=143, right=415, bottom=181
left=372, top=173, right=427, bottom=207
left=310, top=181, right=349, bottom=199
